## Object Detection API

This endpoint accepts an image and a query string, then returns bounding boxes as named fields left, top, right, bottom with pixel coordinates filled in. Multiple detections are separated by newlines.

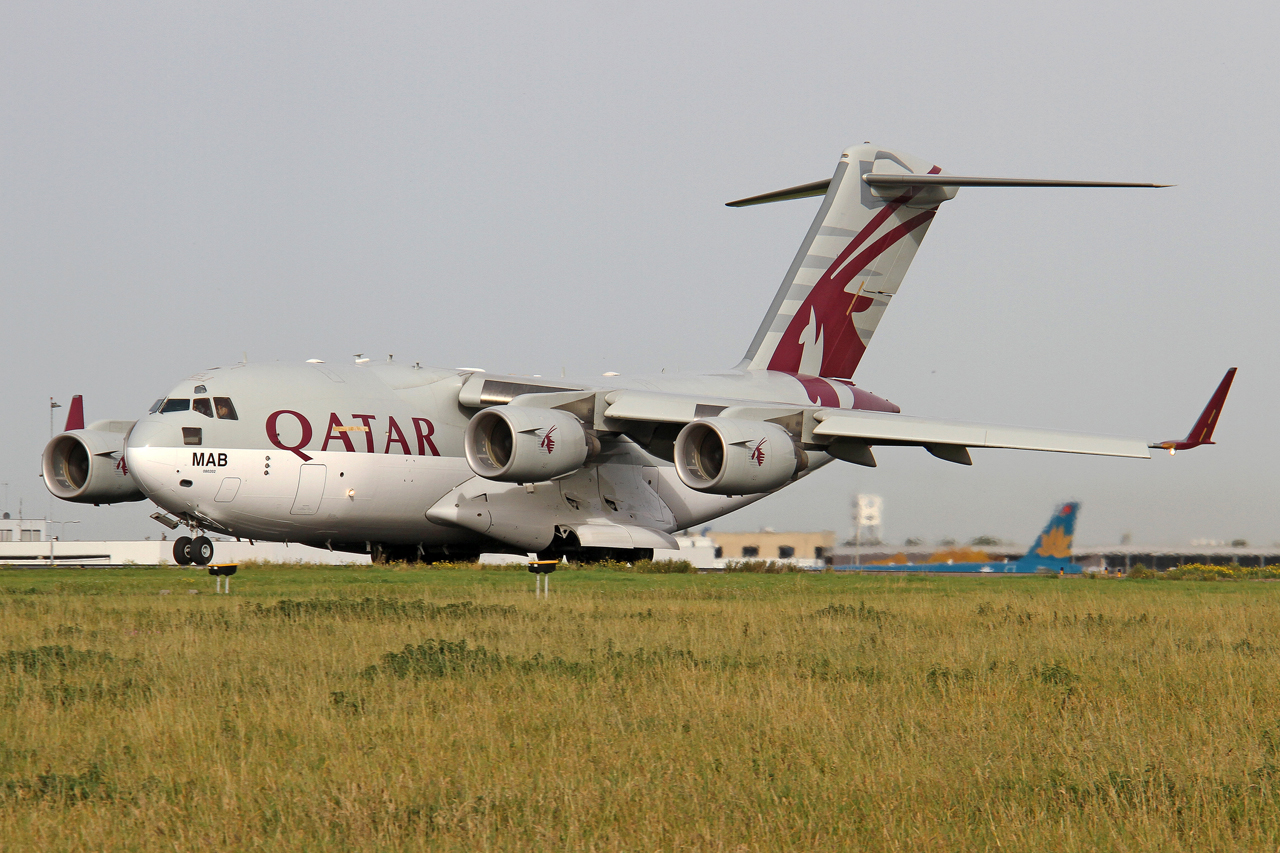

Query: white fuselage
left=120, top=361, right=894, bottom=554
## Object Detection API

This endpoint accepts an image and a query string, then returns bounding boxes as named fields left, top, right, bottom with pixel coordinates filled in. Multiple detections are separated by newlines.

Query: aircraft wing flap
left=603, top=392, right=695, bottom=423
left=570, top=521, right=679, bottom=551
left=814, top=411, right=988, bottom=446
left=813, top=411, right=1151, bottom=458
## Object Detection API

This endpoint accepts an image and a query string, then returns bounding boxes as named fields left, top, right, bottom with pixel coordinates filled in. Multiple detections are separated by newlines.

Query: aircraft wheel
left=191, top=536, right=214, bottom=566
left=173, top=536, right=193, bottom=566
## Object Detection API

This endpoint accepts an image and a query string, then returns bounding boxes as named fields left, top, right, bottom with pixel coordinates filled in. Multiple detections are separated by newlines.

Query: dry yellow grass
left=1, top=566, right=1279, bottom=851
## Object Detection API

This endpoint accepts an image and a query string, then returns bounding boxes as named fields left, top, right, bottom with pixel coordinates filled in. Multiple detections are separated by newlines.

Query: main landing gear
left=173, top=535, right=214, bottom=566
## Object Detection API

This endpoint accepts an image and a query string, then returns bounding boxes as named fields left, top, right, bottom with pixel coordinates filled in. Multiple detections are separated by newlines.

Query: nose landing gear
left=172, top=534, right=214, bottom=566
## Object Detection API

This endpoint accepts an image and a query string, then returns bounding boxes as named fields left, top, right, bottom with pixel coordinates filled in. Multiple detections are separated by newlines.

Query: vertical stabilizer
left=741, top=144, right=953, bottom=379
left=1018, top=502, right=1079, bottom=570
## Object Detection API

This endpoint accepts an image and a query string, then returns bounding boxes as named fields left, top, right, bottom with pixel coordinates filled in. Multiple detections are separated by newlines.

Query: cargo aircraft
left=41, top=143, right=1234, bottom=566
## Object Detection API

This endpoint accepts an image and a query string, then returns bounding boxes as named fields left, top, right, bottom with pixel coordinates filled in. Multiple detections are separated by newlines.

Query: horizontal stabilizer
left=727, top=175, right=1168, bottom=206
left=863, top=174, right=1170, bottom=189
left=726, top=179, right=832, bottom=207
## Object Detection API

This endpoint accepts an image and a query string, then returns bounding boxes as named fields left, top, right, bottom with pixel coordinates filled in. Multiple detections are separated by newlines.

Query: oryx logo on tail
left=741, top=148, right=945, bottom=380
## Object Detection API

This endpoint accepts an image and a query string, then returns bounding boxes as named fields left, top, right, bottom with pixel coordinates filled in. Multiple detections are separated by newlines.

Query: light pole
left=51, top=519, right=80, bottom=540
left=48, top=520, right=79, bottom=566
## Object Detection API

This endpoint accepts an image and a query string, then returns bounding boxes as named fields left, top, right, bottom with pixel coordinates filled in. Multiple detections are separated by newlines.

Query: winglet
left=64, top=395, right=84, bottom=432
left=1151, top=368, right=1236, bottom=453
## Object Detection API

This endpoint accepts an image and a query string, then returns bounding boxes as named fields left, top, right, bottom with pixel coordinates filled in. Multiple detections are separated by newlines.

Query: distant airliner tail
left=1017, top=502, right=1079, bottom=571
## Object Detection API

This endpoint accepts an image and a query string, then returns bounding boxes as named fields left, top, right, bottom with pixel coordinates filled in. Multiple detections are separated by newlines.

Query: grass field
left=2, top=564, right=1279, bottom=851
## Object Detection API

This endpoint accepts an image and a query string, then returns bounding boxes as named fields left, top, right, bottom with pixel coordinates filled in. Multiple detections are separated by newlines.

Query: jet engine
left=464, top=407, right=597, bottom=482
left=674, top=418, right=805, bottom=495
left=42, top=423, right=145, bottom=504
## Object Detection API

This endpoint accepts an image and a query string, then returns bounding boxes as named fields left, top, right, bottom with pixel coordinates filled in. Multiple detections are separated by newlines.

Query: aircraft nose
left=127, top=419, right=182, bottom=449
left=124, top=420, right=183, bottom=497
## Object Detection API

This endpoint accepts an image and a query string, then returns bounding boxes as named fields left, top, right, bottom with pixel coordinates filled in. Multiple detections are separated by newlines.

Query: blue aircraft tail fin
left=1016, top=502, right=1079, bottom=571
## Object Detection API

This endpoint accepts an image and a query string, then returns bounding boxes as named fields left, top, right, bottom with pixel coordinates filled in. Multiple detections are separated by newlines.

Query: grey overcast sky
left=1, top=1, right=1276, bottom=547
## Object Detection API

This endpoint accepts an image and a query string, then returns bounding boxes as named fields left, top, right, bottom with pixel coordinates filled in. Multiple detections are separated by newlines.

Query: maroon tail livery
left=741, top=145, right=955, bottom=380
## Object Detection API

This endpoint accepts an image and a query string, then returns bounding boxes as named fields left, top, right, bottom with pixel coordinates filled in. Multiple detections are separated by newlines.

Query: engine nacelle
left=43, top=423, right=145, bottom=504
left=674, top=418, right=803, bottom=495
left=464, top=407, right=595, bottom=482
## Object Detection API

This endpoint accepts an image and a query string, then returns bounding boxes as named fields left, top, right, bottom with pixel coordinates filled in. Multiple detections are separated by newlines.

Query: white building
left=0, top=513, right=46, bottom=543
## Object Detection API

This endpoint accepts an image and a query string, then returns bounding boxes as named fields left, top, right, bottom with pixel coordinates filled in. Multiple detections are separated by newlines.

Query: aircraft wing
left=810, top=409, right=1150, bottom=460
left=600, top=390, right=1154, bottom=465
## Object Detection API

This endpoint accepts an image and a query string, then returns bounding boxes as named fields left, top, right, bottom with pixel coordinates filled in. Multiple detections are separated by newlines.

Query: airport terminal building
left=827, top=543, right=1280, bottom=573
left=1072, top=545, right=1280, bottom=572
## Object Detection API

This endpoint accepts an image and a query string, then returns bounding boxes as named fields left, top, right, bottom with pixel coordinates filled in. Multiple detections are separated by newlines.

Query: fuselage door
left=290, top=464, right=327, bottom=515
left=214, top=478, right=241, bottom=503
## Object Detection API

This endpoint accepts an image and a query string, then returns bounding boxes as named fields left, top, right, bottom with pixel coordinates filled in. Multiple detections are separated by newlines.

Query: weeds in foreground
left=248, top=598, right=517, bottom=621
left=0, top=568, right=1277, bottom=851
left=722, top=559, right=808, bottom=573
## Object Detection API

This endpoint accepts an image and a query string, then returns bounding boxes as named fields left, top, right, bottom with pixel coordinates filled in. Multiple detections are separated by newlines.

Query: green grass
left=1, top=564, right=1279, bottom=850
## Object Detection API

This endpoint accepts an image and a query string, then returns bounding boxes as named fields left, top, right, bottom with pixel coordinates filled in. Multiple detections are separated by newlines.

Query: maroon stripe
left=845, top=201, right=900, bottom=252
left=767, top=207, right=936, bottom=377
left=795, top=375, right=840, bottom=407
left=817, top=209, right=936, bottom=376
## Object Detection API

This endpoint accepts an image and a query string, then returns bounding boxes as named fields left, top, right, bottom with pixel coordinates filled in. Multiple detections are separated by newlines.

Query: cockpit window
left=160, top=398, right=190, bottom=413
left=214, top=397, right=238, bottom=420
left=149, top=399, right=164, bottom=414
left=192, top=398, right=214, bottom=418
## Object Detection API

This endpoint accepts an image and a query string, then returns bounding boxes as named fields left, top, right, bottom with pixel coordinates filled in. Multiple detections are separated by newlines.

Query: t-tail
left=1015, top=501, right=1079, bottom=572
left=732, top=144, right=1167, bottom=380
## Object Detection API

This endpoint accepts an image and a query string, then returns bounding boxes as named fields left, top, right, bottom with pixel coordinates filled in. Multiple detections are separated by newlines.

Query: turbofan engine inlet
left=464, top=407, right=597, bottom=482
left=43, top=429, right=145, bottom=504
left=674, top=418, right=804, bottom=495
